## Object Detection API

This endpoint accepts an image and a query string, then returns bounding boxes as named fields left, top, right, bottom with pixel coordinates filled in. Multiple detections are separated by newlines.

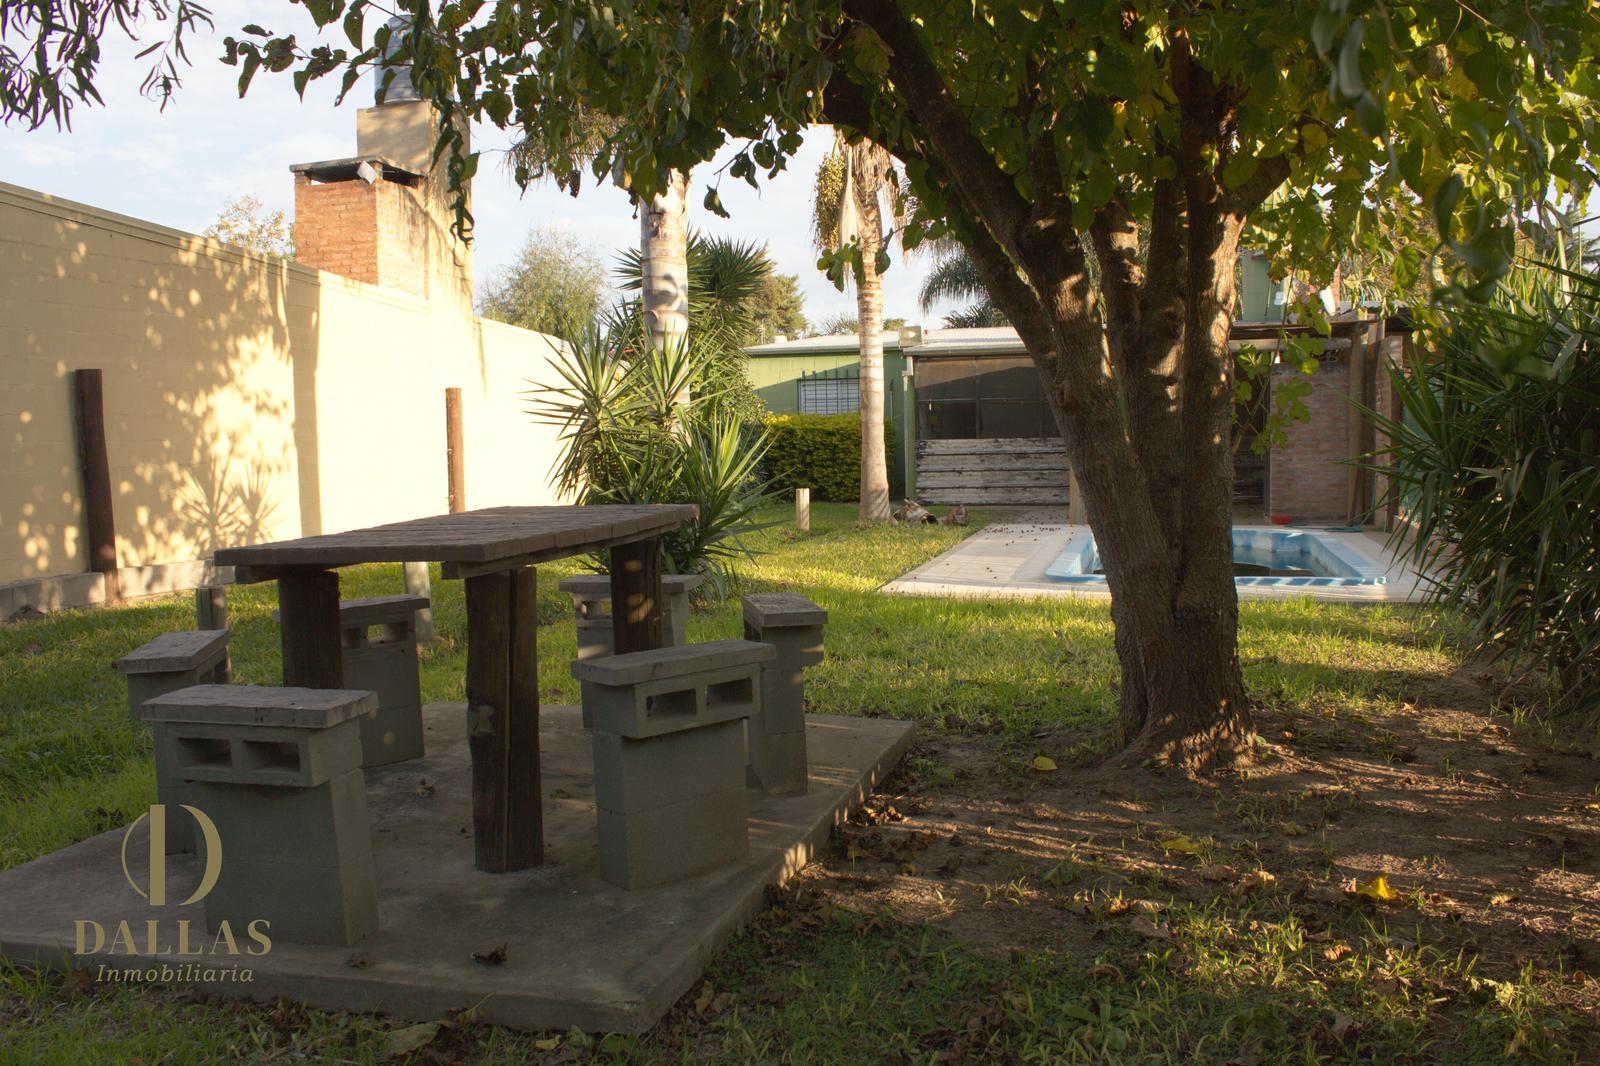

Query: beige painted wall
left=0, top=181, right=569, bottom=583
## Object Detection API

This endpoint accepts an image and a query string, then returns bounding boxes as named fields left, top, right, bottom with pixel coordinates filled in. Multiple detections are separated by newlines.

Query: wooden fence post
left=446, top=387, right=466, bottom=514
left=71, top=369, right=119, bottom=602
left=795, top=487, right=811, bottom=532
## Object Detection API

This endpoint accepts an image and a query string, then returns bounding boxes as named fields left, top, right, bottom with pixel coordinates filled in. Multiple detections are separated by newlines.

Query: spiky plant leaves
left=1369, top=261, right=1600, bottom=716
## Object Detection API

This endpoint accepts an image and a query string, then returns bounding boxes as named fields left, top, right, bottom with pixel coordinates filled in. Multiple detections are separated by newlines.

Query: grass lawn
left=2, top=503, right=1596, bottom=1063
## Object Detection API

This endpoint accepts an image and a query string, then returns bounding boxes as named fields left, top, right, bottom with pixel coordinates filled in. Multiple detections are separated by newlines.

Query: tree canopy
left=10, top=0, right=1599, bottom=768
left=478, top=226, right=607, bottom=341
left=214, top=2, right=1597, bottom=301
left=204, top=194, right=294, bottom=259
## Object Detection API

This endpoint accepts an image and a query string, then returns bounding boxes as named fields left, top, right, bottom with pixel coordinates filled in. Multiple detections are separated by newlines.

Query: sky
left=0, top=4, right=950, bottom=332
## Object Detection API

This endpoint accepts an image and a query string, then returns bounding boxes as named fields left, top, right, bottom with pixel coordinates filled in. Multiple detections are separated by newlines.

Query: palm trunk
left=854, top=180, right=893, bottom=522
left=640, top=169, right=690, bottom=356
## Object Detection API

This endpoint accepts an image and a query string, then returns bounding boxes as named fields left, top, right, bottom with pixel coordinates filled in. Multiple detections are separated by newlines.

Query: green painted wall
left=749, top=351, right=907, bottom=413
left=748, top=349, right=913, bottom=496
left=1239, top=250, right=1276, bottom=321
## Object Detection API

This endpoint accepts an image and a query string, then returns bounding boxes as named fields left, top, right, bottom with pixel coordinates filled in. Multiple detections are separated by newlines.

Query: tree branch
left=1088, top=195, right=1143, bottom=366
left=842, top=0, right=1034, bottom=251
left=1224, top=153, right=1292, bottom=216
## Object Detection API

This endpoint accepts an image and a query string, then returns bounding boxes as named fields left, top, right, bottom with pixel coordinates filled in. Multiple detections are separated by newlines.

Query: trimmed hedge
left=763, top=413, right=900, bottom=502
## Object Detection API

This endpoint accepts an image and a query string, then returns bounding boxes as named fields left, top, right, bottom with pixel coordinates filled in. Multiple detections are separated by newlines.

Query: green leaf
left=1337, top=20, right=1366, bottom=100
left=1433, top=174, right=1464, bottom=242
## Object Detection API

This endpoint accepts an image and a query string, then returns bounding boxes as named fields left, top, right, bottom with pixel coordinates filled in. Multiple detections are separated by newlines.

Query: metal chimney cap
left=374, top=14, right=422, bottom=106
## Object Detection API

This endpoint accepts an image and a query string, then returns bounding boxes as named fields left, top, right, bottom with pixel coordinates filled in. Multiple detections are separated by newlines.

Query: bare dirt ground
left=690, top=662, right=1600, bottom=1060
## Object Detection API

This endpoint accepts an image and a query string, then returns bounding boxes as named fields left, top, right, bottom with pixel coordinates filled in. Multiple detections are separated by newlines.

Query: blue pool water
left=1044, top=528, right=1388, bottom=588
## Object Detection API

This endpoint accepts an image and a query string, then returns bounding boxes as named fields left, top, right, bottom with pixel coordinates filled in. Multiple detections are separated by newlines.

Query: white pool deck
left=881, top=523, right=1434, bottom=604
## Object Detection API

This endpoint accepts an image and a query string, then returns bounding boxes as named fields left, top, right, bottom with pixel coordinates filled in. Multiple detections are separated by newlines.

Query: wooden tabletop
left=214, top=505, right=696, bottom=571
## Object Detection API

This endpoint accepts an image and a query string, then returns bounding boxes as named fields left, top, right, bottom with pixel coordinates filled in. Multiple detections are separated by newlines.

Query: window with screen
left=915, top=356, right=1058, bottom=439
left=798, top=376, right=861, bottom=415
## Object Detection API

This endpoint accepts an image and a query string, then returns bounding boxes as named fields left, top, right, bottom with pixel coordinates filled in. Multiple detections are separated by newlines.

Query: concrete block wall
left=1268, top=353, right=1352, bottom=524
left=0, top=175, right=571, bottom=587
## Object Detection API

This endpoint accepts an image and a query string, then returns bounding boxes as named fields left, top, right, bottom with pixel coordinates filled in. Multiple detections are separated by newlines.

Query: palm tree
left=812, top=136, right=903, bottom=522
left=918, top=247, right=1007, bottom=328
left=614, top=232, right=774, bottom=422
left=639, top=171, right=691, bottom=356
left=506, top=122, right=691, bottom=361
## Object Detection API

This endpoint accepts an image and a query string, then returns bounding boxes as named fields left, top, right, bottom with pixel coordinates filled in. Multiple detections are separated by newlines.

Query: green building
left=747, top=326, right=1068, bottom=505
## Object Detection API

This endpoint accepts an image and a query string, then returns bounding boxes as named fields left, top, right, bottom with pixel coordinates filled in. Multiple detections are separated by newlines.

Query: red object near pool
left=1270, top=514, right=1293, bottom=525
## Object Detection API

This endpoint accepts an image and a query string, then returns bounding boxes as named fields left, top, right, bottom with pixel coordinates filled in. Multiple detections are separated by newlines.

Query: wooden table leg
left=610, top=536, right=663, bottom=654
left=465, top=566, right=542, bottom=872
left=278, top=568, right=343, bottom=687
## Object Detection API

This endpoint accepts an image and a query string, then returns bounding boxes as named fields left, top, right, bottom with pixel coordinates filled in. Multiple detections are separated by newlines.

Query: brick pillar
left=292, top=172, right=429, bottom=297
left=1267, top=352, right=1353, bottom=524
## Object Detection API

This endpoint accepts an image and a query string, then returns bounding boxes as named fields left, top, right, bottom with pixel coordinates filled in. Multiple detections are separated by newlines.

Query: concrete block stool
left=111, top=630, right=231, bottom=853
left=742, top=593, right=828, bottom=795
left=139, top=684, right=380, bottom=948
left=274, top=594, right=428, bottom=766
left=572, top=639, right=775, bottom=890
left=559, top=573, right=704, bottom=661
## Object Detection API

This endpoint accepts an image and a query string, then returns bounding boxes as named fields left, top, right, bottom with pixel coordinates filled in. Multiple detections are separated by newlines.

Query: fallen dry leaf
left=1232, top=869, right=1278, bottom=896
left=1031, top=755, right=1058, bottom=772
left=58, top=969, right=93, bottom=997
left=379, top=1021, right=441, bottom=1059
left=1129, top=915, right=1173, bottom=939
left=1304, top=884, right=1347, bottom=905
left=1198, top=864, right=1236, bottom=882
left=1323, top=943, right=1352, bottom=962
left=1086, top=962, right=1125, bottom=981
left=471, top=942, right=508, bottom=966
left=1158, top=833, right=1207, bottom=855
left=1489, top=892, right=1516, bottom=907
left=693, top=982, right=716, bottom=1014
left=1330, top=1012, right=1358, bottom=1040
left=533, top=1035, right=561, bottom=1051
left=1354, top=876, right=1400, bottom=902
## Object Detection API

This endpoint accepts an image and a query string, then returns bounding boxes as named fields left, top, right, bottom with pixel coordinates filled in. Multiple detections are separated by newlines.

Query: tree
left=639, top=170, right=691, bottom=357
left=204, top=195, right=293, bottom=259
left=813, top=138, right=901, bottom=521
left=812, top=311, right=861, bottom=337
left=18, top=2, right=1599, bottom=770
left=919, top=249, right=1007, bottom=328
left=749, top=271, right=810, bottom=342
left=478, top=227, right=607, bottom=342
left=0, top=0, right=211, bottom=127
left=614, top=232, right=772, bottom=421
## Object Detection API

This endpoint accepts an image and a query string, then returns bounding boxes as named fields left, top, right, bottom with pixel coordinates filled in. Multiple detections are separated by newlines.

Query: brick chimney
left=291, top=95, right=472, bottom=305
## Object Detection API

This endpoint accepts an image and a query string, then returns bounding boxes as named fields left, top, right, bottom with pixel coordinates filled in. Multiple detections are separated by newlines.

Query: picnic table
left=214, top=504, right=697, bottom=873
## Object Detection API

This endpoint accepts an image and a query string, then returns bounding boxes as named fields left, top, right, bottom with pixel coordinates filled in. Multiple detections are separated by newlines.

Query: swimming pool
left=1043, top=527, right=1390, bottom=588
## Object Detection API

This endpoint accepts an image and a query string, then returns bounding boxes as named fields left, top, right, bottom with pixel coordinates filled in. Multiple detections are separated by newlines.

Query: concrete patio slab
left=0, top=704, right=912, bottom=1033
left=882, top=523, right=1433, bottom=604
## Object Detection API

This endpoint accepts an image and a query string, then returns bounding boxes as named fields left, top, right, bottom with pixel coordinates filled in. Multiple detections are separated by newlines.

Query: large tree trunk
left=952, top=198, right=1252, bottom=772
left=827, top=2, right=1265, bottom=769
left=853, top=164, right=893, bottom=522
left=640, top=169, right=689, bottom=356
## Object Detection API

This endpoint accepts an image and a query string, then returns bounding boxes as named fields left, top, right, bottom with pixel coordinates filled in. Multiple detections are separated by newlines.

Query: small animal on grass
left=896, top=500, right=934, bottom=524
left=939, top=504, right=970, bottom=526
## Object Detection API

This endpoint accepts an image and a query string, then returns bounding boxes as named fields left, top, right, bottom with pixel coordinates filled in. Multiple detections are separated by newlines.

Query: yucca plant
left=1371, top=261, right=1600, bottom=717
left=525, top=327, right=775, bottom=586
left=613, top=232, right=770, bottom=424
